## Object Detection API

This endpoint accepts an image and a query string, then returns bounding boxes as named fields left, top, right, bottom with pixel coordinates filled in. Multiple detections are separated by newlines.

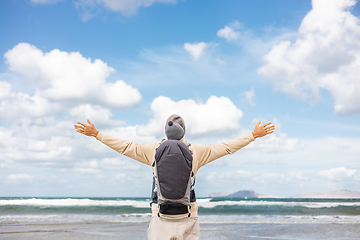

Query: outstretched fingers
left=256, top=122, right=275, bottom=137
left=265, top=124, right=275, bottom=130
left=74, top=119, right=98, bottom=137
left=74, top=122, right=87, bottom=133
left=264, top=124, right=275, bottom=135
left=77, top=122, right=87, bottom=127
left=87, top=119, right=93, bottom=126
left=74, top=125, right=84, bottom=132
left=262, top=122, right=272, bottom=127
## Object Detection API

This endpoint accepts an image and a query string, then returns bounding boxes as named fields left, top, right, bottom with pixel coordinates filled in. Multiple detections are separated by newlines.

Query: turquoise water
left=1, top=197, right=360, bottom=224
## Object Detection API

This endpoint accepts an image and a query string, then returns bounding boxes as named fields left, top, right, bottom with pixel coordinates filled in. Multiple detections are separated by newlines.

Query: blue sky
left=1, top=0, right=360, bottom=197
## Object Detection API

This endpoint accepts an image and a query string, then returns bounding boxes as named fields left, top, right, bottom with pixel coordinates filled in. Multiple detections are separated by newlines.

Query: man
left=74, top=114, right=275, bottom=240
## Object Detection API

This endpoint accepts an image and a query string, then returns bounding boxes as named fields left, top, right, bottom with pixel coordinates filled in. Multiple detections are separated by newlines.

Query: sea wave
left=1, top=197, right=360, bottom=216
left=3, top=198, right=359, bottom=209
left=0, top=198, right=150, bottom=208
left=197, top=199, right=360, bottom=209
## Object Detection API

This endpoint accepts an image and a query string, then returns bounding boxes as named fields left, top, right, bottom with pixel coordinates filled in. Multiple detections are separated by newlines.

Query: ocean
left=1, top=197, right=360, bottom=239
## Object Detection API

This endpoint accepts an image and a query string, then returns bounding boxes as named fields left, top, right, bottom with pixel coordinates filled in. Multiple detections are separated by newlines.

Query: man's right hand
left=74, top=119, right=99, bottom=137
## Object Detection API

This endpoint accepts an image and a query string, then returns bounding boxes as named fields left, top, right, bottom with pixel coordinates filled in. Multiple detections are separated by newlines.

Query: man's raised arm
left=74, top=119, right=156, bottom=166
left=192, top=121, right=275, bottom=171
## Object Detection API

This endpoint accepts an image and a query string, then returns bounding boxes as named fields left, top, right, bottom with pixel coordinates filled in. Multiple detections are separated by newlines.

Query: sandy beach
left=2, top=222, right=360, bottom=240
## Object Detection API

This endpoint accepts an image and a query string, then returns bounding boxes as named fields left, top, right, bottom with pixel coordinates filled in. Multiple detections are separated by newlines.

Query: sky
left=0, top=0, right=360, bottom=198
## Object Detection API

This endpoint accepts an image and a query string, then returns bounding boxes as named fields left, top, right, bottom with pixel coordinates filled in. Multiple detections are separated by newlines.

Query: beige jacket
left=96, top=132, right=255, bottom=217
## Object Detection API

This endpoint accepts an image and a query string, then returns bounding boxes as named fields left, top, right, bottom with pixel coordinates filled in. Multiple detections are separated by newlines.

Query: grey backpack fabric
left=153, top=139, right=193, bottom=217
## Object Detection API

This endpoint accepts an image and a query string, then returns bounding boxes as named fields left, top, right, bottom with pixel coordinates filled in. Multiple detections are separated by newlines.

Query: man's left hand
left=252, top=121, right=275, bottom=139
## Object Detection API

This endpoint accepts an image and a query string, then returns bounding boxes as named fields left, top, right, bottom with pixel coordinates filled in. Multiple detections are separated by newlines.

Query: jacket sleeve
left=191, top=133, right=255, bottom=174
left=95, top=131, right=158, bottom=166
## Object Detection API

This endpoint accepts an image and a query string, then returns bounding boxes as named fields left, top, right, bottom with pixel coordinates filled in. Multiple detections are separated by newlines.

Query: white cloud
left=290, top=171, right=309, bottom=181
left=0, top=43, right=144, bottom=172
left=0, top=89, right=61, bottom=121
left=0, top=81, right=11, bottom=99
left=0, top=117, right=75, bottom=163
left=243, top=118, right=298, bottom=153
left=104, top=125, right=158, bottom=144
left=184, top=42, right=207, bottom=61
left=241, top=87, right=256, bottom=106
left=249, top=132, right=298, bottom=153
left=100, top=0, right=176, bottom=14
left=253, top=172, right=291, bottom=184
left=101, top=158, right=142, bottom=170
left=257, top=0, right=360, bottom=115
left=204, top=170, right=309, bottom=194
left=137, top=96, right=244, bottom=138
left=205, top=170, right=254, bottom=183
left=320, top=167, right=357, bottom=180
left=74, top=0, right=177, bottom=20
left=0, top=127, right=16, bottom=149
left=89, top=95, right=244, bottom=144
left=217, top=26, right=240, bottom=41
left=74, top=166, right=101, bottom=174
left=5, top=174, right=33, bottom=185
left=70, top=104, right=125, bottom=128
left=4, top=43, right=141, bottom=110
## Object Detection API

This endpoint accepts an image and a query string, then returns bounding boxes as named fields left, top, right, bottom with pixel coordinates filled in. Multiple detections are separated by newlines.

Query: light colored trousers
left=147, top=217, right=200, bottom=240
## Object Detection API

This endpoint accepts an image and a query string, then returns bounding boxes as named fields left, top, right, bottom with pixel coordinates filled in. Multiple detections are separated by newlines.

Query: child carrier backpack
left=151, top=121, right=194, bottom=219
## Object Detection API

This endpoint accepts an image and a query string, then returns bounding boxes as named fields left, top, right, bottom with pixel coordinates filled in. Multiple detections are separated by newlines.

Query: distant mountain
left=292, top=189, right=360, bottom=198
left=227, top=190, right=259, bottom=198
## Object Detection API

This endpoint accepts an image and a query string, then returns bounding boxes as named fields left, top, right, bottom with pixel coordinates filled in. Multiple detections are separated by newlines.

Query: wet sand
left=2, top=222, right=360, bottom=240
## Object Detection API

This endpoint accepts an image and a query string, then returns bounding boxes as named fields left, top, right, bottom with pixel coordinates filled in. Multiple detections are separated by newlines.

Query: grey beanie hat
left=165, top=121, right=185, bottom=140
left=166, top=114, right=185, bottom=133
